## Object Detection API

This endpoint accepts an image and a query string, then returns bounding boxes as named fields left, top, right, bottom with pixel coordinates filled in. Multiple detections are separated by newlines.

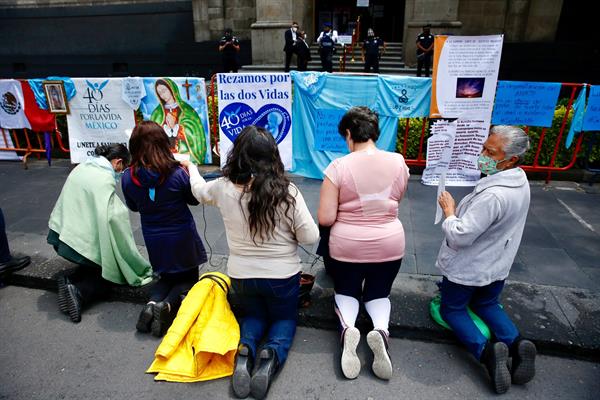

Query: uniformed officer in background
left=317, top=22, right=338, bottom=73
left=362, top=28, right=386, bottom=73
left=219, top=28, right=240, bottom=73
left=416, top=24, right=434, bottom=77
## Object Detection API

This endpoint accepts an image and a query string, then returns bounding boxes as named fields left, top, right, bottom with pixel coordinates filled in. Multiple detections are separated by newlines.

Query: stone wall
left=458, top=0, right=563, bottom=41
left=403, top=0, right=564, bottom=67
left=0, top=0, right=181, bottom=7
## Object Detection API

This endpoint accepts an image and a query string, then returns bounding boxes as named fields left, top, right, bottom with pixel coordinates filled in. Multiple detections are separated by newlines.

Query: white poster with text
left=422, top=116, right=490, bottom=186
left=430, top=35, right=503, bottom=119
left=217, top=73, right=292, bottom=169
left=66, top=78, right=135, bottom=163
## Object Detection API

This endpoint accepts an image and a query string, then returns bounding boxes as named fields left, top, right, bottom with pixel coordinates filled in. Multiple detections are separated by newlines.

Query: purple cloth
left=121, top=166, right=207, bottom=274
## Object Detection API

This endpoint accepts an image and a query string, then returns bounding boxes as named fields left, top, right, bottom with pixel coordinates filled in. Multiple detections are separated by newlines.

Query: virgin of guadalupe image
left=150, top=78, right=207, bottom=164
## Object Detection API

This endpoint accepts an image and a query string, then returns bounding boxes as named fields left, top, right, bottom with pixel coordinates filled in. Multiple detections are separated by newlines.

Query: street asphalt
left=1, top=286, right=598, bottom=400
left=1, top=158, right=599, bottom=363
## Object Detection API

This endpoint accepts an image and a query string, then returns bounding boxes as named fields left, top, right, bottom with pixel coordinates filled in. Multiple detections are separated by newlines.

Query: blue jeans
left=0, top=208, right=11, bottom=263
left=231, top=273, right=300, bottom=365
left=440, top=277, right=519, bottom=360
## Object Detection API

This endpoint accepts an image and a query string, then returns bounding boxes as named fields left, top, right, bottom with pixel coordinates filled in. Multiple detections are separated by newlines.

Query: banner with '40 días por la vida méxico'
left=217, top=73, right=292, bottom=169
left=66, top=78, right=135, bottom=163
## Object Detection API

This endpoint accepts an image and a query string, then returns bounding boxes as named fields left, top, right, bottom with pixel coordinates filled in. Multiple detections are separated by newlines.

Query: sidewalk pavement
left=1, top=159, right=599, bottom=361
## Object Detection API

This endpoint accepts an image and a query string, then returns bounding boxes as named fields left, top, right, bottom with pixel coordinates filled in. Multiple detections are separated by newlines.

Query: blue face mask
left=477, top=154, right=506, bottom=175
left=114, top=170, right=124, bottom=182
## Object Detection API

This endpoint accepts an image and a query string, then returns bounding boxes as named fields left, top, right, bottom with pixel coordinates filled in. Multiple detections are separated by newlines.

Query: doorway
left=314, top=0, right=405, bottom=42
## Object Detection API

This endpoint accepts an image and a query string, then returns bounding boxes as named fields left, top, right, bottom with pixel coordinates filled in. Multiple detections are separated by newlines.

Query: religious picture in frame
left=43, top=80, right=70, bottom=114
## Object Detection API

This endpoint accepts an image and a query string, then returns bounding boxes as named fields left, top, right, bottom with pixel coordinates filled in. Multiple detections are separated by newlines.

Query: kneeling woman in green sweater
left=48, top=144, right=153, bottom=323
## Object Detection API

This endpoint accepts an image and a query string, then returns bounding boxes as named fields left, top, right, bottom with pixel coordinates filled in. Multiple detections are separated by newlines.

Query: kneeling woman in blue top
left=183, top=126, right=319, bottom=399
left=122, top=121, right=207, bottom=337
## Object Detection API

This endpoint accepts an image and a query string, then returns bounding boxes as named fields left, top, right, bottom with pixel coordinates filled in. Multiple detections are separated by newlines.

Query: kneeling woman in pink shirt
left=318, top=106, right=409, bottom=380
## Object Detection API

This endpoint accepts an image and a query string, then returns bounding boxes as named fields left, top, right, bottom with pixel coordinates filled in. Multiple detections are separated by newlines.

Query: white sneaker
left=341, top=327, right=361, bottom=379
left=367, top=329, right=392, bottom=380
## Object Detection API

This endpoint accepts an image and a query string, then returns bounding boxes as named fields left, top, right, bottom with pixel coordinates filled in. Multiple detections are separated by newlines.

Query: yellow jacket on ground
left=147, top=272, right=240, bottom=382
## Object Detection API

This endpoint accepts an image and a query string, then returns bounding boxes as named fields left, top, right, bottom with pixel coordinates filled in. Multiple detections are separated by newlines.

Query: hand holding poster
left=217, top=73, right=292, bottom=169
left=430, top=35, right=503, bottom=119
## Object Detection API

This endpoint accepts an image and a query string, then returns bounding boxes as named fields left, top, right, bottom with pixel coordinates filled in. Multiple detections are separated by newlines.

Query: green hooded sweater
left=48, top=157, right=153, bottom=286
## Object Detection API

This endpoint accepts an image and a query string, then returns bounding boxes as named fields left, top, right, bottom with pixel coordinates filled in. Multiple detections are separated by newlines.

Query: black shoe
left=511, top=339, right=536, bottom=385
left=232, top=344, right=254, bottom=398
left=136, top=303, right=154, bottom=333
left=0, top=255, right=31, bottom=277
left=57, top=275, right=70, bottom=314
left=64, top=283, right=82, bottom=323
left=151, top=301, right=173, bottom=337
left=481, top=342, right=511, bottom=394
left=250, top=348, right=279, bottom=400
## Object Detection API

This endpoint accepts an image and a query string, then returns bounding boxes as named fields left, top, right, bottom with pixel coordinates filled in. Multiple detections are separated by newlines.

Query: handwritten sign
left=314, top=108, right=348, bottom=153
left=492, top=81, right=561, bottom=127
left=583, top=85, right=600, bottom=131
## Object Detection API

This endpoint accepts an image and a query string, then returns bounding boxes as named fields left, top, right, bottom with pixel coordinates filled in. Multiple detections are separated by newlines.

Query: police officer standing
left=362, top=28, right=385, bottom=73
left=317, top=22, right=338, bottom=73
left=416, top=24, right=434, bottom=77
left=219, top=28, right=240, bottom=73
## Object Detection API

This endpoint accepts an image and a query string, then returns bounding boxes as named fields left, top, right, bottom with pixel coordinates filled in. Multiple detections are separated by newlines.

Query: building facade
left=1, top=0, right=596, bottom=81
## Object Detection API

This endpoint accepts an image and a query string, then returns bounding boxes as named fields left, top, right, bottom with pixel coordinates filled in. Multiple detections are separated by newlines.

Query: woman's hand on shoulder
left=180, top=160, right=192, bottom=169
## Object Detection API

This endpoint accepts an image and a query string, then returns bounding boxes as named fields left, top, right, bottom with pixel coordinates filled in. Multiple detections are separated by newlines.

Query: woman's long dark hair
left=128, top=121, right=179, bottom=182
left=223, top=126, right=295, bottom=243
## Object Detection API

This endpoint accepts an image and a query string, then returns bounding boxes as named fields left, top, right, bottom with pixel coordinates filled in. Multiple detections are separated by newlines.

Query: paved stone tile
left=517, top=246, right=597, bottom=290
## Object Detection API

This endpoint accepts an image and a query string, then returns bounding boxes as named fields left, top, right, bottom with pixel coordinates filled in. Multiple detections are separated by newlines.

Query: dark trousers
left=326, top=258, right=402, bottom=302
left=231, top=273, right=300, bottom=365
left=70, top=266, right=111, bottom=305
left=440, top=277, right=519, bottom=360
left=223, top=56, right=238, bottom=73
left=0, top=208, right=10, bottom=263
left=297, top=55, right=308, bottom=71
left=320, top=50, right=333, bottom=73
left=417, top=53, right=432, bottom=77
left=149, top=268, right=199, bottom=309
left=284, top=50, right=296, bottom=72
left=364, top=54, right=380, bottom=73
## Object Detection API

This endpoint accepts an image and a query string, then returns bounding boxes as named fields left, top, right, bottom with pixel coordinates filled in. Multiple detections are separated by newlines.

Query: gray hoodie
left=436, top=167, right=530, bottom=286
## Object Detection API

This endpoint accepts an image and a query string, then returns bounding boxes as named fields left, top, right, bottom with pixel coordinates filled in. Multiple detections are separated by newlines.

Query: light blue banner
left=289, top=72, right=431, bottom=179
left=583, top=85, right=600, bottom=131
left=565, top=85, right=587, bottom=149
left=140, top=77, right=211, bottom=164
left=492, top=81, right=561, bottom=127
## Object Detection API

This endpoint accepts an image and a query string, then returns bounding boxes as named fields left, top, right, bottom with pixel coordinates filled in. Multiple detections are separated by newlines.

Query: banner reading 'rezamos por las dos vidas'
left=66, top=78, right=135, bottom=163
left=140, top=77, right=211, bottom=165
left=217, top=73, right=292, bottom=169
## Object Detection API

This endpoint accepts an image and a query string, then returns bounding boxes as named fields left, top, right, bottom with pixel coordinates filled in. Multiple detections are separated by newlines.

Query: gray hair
left=490, top=125, right=530, bottom=165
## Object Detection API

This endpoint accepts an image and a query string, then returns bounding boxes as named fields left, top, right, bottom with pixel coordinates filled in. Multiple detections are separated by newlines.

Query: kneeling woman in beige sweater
left=183, top=125, right=318, bottom=399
